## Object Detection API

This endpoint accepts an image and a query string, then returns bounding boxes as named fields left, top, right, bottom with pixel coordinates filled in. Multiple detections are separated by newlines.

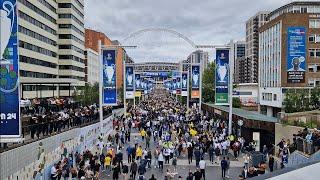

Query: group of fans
left=49, top=88, right=278, bottom=179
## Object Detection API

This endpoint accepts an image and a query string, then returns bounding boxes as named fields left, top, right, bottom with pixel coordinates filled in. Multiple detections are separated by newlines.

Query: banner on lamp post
left=181, top=72, right=188, bottom=97
left=125, top=66, right=134, bottom=99
left=215, top=49, right=229, bottom=105
left=102, top=49, right=117, bottom=105
left=191, top=65, right=200, bottom=99
left=176, top=77, right=181, bottom=95
left=172, top=78, right=177, bottom=94
left=0, top=0, right=21, bottom=140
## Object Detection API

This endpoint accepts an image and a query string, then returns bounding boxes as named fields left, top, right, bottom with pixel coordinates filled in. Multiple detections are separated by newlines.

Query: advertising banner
left=172, top=78, right=177, bottom=94
left=125, top=66, right=134, bottom=91
left=125, top=66, right=134, bottom=99
left=125, top=91, right=134, bottom=99
left=135, top=73, right=142, bottom=91
left=0, top=0, right=20, bottom=138
left=176, top=77, right=181, bottom=95
left=102, top=49, right=117, bottom=105
left=181, top=72, right=188, bottom=97
left=191, top=65, right=200, bottom=98
left=135, top=91, right=141, bottom=97
left=287, top=27, right=306, bottom=83
left=215, top=49, right=229, bottom=105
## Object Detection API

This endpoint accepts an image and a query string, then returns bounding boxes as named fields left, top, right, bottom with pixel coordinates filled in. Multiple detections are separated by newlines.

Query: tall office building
left=229, top=41, right=246, bottom=84
left=17, top=0, right=85, bottom=98
left=182, top=50, right=209, bottom=73
left=245, top=11, right=269, bottom=83
left=259, top=1, right=320, bottom=117
left=57, top=0, right=85, bottom=89
left=84, top=48, right=99, bottom=85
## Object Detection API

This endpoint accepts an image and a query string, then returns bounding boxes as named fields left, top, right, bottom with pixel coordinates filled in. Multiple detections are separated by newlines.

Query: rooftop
left=267, top=1, right=320, bottom=19
left=204, top=103, right=278, bottom=123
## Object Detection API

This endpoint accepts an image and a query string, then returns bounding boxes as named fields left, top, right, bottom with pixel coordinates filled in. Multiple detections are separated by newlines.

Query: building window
left=19, top=41, right=57, bottom=57
left=19, top=26, right=57, bottom=46
left=311, top=49, right=319, bottom=58
left=19, top=11, right=56, bottom=35
left=58, top=3, right=84, bottom=18
left=309, top=35, right=315, bottom=42
left=20, top=55, right=57, bottom=68
left=310, top=19, right=320, bottom=28
left=309, top=34, right=320, bottom=43
left=309, top=49, right=320, bottom=58
left=273, top=94, right=277, bottom=101
left=19, top=0, right=56, bottom=24
left=58, top=14, right=84, bottom=27
left=20, top=70, right=57, bottom=78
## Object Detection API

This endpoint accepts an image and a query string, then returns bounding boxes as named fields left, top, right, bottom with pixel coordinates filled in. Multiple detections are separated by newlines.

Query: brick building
left=85, top=29, right=124, bottom=89
left=259, top=1, right=320, bottom=117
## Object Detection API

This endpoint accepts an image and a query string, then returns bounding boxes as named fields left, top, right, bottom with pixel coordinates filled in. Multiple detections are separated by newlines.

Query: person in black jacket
left=113, top=162, right=121, bottom=180
left=193, top=168, right=202, bottom=180
left=130, top=160, right=138, bottom=180
left=221, top=157, right=228, bottom=178
left=122, top=164, right=129, bottom=179
left=268, top=155, right=275, bottom=172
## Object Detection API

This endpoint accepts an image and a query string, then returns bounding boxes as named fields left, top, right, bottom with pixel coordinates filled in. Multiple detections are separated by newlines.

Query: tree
left=233, top=97, right=241, bottom=108
left=202, top=62, right=215, bottom=103
left=284, top=88, right=318, bottom=113
left=310, top=87, right=320, bottom=109
left=74, top=83, right=99, bottom=106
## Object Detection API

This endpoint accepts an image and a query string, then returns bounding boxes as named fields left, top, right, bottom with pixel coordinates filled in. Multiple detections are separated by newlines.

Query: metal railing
left=0, top=105, right=124, bottom=153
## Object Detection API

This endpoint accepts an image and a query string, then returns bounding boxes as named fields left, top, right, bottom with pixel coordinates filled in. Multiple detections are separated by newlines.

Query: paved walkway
left=99, top=128, right=246, bottom=179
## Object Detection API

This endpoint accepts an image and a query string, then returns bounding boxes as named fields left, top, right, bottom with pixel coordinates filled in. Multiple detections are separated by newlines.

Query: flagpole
left=98, top=40, right=103, bottom=123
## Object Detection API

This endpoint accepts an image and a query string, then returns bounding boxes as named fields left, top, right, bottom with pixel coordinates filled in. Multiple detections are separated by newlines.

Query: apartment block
left=245, top=11, right=269, bottom=83
left=259, top=1, right=320, bottom=117
left=17, top=0, right=85, bottom=98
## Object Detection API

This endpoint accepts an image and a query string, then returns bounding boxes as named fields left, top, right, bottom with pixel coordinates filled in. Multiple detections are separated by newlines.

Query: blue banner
left=172, top=78, right=177, bottom=90
left=125, top=66, right=134, bottom=91
left=215, top=49, right=229, bottom=105
left=176, top=77, right=181, bottom=90
left=0, top=0, right=20, bottom=137
left=181, top=72, right=188, bottom=91
left=287, top=27, right=306, bottom=83
left=191, top=65, right=200, bottom=98
left=102, top=50, right=117, bottom=105
left=141, top=72, right=169, bottom=77
left=135, top=73, right=142, bottom=91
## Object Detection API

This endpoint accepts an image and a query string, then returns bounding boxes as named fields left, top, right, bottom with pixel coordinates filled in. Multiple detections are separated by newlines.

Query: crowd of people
left=46, top=88, right=287, bottom=179
left=45, top=90, right=266, bottom=180
left=20, top=97, right=114, bottom=140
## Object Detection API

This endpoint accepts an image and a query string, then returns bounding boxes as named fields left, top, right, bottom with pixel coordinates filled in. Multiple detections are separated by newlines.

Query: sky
left=84, top=0, right=293, bottom=63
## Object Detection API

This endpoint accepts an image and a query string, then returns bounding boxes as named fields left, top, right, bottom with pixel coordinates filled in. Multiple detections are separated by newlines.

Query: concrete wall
left=275, top=123, right=304, bottom=146
left=0, top=108, right=124, bottom=180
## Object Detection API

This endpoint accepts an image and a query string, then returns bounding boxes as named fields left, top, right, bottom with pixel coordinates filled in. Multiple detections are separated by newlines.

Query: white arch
left=122, top=28, right=196, bottom=48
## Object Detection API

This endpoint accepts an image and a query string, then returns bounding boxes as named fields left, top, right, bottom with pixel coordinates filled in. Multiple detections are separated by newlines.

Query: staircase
left=287, top=150, right=320, bottom=167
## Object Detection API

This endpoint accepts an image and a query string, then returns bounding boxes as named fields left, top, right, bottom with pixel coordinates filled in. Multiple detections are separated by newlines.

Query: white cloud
left=85, top=0, right=291, bottom=63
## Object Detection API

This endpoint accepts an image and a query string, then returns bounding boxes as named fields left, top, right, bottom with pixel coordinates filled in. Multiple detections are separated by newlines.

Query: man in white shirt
left=222, top=140, right=228, bottom=155
left=50, top=164, right=57, bottom=180
left=199, top=158, right=206, bottom=180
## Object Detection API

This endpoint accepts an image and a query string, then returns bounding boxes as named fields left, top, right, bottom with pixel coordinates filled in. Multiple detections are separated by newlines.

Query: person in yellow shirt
left=136, top=145, right=143, bottom=160
left=140, top=129, right=146, bottom=141
left=104, top=155, right=112, bottom=170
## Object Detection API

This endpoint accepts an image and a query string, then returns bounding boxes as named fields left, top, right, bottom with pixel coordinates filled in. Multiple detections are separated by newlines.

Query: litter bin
left=249, top=151, right=264, bottom=167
